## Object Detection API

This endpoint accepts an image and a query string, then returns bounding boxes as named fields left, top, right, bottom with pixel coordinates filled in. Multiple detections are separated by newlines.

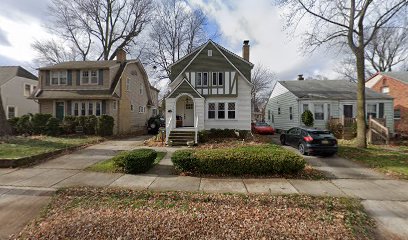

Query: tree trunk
left=0, top=89, right=11, bottom=136
left=355, top=48, right=367, bottom=148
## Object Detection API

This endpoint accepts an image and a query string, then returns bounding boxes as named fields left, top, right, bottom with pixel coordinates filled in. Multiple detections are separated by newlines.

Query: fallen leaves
left=15, top=187, right=375, bottom=240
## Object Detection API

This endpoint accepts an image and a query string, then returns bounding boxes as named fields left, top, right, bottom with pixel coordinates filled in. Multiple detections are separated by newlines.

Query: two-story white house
left=0, top=66, right=38, bottom=119
left=165, top=40, right=254, bottom=145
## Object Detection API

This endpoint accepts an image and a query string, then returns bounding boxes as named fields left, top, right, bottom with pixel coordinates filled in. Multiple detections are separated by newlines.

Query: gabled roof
left=169, top=39, right=254, bottom=83
left=378, top=71, right=408, bottom=84
left=38, top=60, right=120, bottom=70
left=279, top=80, right=393, bottom=100
left=167, top=78, right=203, bottom=99
left=0, top=66, right=38, bottom=85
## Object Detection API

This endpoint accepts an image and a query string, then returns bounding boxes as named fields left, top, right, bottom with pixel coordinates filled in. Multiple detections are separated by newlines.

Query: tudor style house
left=165, top=40, right=254, bottom=145
left=265, top=78, right=394, bottom=138
left=0, top=66, right=38, bottom=119
left=366, top=71, right=408, bottom=134
left=31, top=49, right=159, bottom=135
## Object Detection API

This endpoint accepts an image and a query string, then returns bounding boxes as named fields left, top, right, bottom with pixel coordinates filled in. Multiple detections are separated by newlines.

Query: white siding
left=1, top=76, right=39, bottom=117
left=204, top=75, right=251, bottom=130
left=299, top=100, right=340, bottom=129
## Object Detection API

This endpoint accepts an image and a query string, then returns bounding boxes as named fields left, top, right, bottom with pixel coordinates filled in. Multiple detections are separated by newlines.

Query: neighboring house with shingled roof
left=0, top=66, right=38, bottom=119
left=30, top=49, right=159, bottom=135
left=366, top=71, right=408, bottom=134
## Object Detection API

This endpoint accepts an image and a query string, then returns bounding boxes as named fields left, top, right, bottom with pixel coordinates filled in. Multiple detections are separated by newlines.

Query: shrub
left=31, top=113, right=52, bottom=134
left=77, top=116, right=87, bottom=129
left=327, top=120, right=343, bottom=139
left=97, top=115, right=114, bottom=136
left=238, top=130, right=250, bottom=139
left=46, top=117, right=61, bottom=136
left=84, top=115, right=97, bottom=135
left=62, top=116, right=78, bottom=134
left=198, top=128, right=249, bottom=143
left=171, top=145, right=306, bottom=176
left=16, top=114, right=32, bottom=135
left=113, top=149, right=157, bottom=174
left=8, top=117, right=20, bottom=135
left=171, top=150, right=198, bottom=172
left=147, top=116, right=161, bottom=134
left=301, top=110, right=314, bottom=127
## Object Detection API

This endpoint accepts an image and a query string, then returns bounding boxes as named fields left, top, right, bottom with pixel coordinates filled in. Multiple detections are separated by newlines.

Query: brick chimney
left=116, top=48, right=126, bottom=63
left=242, top=40, right=250, bottom=61
left=298, top=74, right=304, bottom=81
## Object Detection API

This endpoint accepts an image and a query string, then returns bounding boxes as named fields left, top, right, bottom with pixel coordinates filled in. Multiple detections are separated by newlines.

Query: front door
left=183, top=102, right=194, bottom=127
left=55, top=102, right=65, bottom=121
left=343, top=105, right=353, bottom=118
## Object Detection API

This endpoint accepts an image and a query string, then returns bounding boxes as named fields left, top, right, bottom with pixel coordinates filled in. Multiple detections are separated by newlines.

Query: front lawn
left=338, top=143, right=408, bottom=179
left=86, top=150, right=166, bottom=173
left=16, top=187, right=375, bottom=239
left=0, top=135, right=103, bottom=159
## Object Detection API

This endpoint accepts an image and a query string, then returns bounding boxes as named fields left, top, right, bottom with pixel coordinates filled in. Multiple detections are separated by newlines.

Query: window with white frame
left=139, top=106, right=146, bottom=113
left=394, top=109, right=401, bottom=119
left=196, top=72, right=202, bottom=86
left=126, top=78, right=130, bottom=91
left=303, top=104, right=309, bottom=112
left=81, top=70, right=98, bottom=85
left=203, top=72, right=208, bottom=86
left=7, top=106, right=16, bottom=119
left=139, top=83, right=143, bottom=95
left=207, top=102, right=236, bottom=120
left=227, top=102, right=236, bottom=119
left=278, top=107, right=281, bottom=115
left=51, top=71, right=67, bottom=85
left=314, top=104, right=324, bottom=120
left=218, top=72, right=223, bottom=86
left=212, top=72, right=218, bottom=86
left=72, top=101, right=102, bottom=116
left=367, top=104, right=377, bottom=119
left=208, top=50, right=212, bottom=56
left=208, top=103, right=215, bottom=119
left=130, top=103, right=134, bottom=112
left=113, top=101, right=117, bottom=111
left=24, top=84, right=31, bottom=97
left=381, top=86, right=389, bottom=94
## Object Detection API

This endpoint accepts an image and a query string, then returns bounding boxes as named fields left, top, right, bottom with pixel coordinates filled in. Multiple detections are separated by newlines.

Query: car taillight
left=303, top=136, right=313, bottom=142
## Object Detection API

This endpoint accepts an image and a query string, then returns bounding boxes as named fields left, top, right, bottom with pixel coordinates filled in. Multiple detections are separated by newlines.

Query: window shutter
left=102, top=100, right=106, bottom=114
left=99, top=69, right=104, bottom=85
left=66, top=101, right=72, bottom=115
left=45, top=71, right=50, bottom=86
left=67, top=70, right=72, bottom=85
left=379, top=103, right=384, bottom=118
left=76, top=71, right=81, bottom=85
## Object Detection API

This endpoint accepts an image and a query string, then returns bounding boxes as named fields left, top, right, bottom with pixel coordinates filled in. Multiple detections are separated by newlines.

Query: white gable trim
left=166, top=77, right=204, bottom=100
left=172, top=40, right=253, bottom=87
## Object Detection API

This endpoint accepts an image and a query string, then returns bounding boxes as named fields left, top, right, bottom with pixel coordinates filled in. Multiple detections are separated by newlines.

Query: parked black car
left=280, top=127, right=338, bottom=156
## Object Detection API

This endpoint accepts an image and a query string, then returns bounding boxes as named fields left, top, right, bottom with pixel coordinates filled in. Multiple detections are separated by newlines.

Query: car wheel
left=298, top=143, right=307, bottom=155
left=280, top=136, right=286, bottom=145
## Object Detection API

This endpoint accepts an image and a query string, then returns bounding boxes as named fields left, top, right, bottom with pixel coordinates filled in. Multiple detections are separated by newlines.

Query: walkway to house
left=1, top=136, right=408, bottom=239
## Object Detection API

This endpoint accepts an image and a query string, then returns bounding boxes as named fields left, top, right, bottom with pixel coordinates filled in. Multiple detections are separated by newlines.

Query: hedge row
left=113, top=149, right=157, bottom=174
left=171, top=144, right=306, bottom=176
left=8, top=113, right=114, bottom=136
left=198, top=128, right=251, bottom=143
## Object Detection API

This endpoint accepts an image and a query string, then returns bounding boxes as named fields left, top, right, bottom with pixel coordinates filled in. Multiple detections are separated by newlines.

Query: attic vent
left=208, top=50, right=212, bottom=56
left=131, top=70, right=138, bottom=76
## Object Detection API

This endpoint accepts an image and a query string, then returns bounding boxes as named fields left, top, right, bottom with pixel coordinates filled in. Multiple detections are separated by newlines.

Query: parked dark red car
left=252, top=122, right=275, bottom=135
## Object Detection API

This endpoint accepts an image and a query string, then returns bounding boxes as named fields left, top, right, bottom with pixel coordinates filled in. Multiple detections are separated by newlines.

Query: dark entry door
left=343, top=105, right=353, bottom=118
left=55, top=102, right=65, bottom=121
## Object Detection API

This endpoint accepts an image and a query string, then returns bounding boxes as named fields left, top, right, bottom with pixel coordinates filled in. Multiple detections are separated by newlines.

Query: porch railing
left=194, top=115, right=199, bottom=144
left=165, top=115, right=173, bottom=144
left=368, top=115, right=389, bottom=144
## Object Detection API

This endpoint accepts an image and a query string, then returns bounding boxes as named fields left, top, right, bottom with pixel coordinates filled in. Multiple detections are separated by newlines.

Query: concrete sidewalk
left=1, top=136, right=408, bottom=239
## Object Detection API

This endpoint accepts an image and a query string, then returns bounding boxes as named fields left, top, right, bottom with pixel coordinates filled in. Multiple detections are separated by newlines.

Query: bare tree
left=144, top=0, right=208, bottom=79
left=281, top=0, right=408, bottom=148
left=0, top=89, right=11, bottom=136
left=32, top=39, right=79, bottom=66
left=251, top=64, right=277, bottom=113
left=34, top=0, right=152, bottom=64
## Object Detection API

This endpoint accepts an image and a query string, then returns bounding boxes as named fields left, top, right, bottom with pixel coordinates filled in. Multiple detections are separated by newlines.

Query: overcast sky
left=0, top=0, right=341, bottom=80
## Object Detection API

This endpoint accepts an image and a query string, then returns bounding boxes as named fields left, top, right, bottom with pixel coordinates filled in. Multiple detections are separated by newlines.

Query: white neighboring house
left=0, top=66, right=38, bottom=119
left=265, top=79, right=394, bottom=134
left=165, top=40, right=254, bottom=145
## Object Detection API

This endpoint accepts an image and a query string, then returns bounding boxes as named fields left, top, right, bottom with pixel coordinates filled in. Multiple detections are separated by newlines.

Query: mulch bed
left=14, top=187, right=375, bottom=240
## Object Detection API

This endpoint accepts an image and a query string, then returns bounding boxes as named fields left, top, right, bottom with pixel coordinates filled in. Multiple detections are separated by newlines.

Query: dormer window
left=81, top=70, right=98, bottom=85
left=51, top=71, right=67, bottom=85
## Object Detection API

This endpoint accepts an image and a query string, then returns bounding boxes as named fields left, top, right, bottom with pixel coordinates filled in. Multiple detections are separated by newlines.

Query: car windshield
left=256, top=122, right=269, bottom=126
